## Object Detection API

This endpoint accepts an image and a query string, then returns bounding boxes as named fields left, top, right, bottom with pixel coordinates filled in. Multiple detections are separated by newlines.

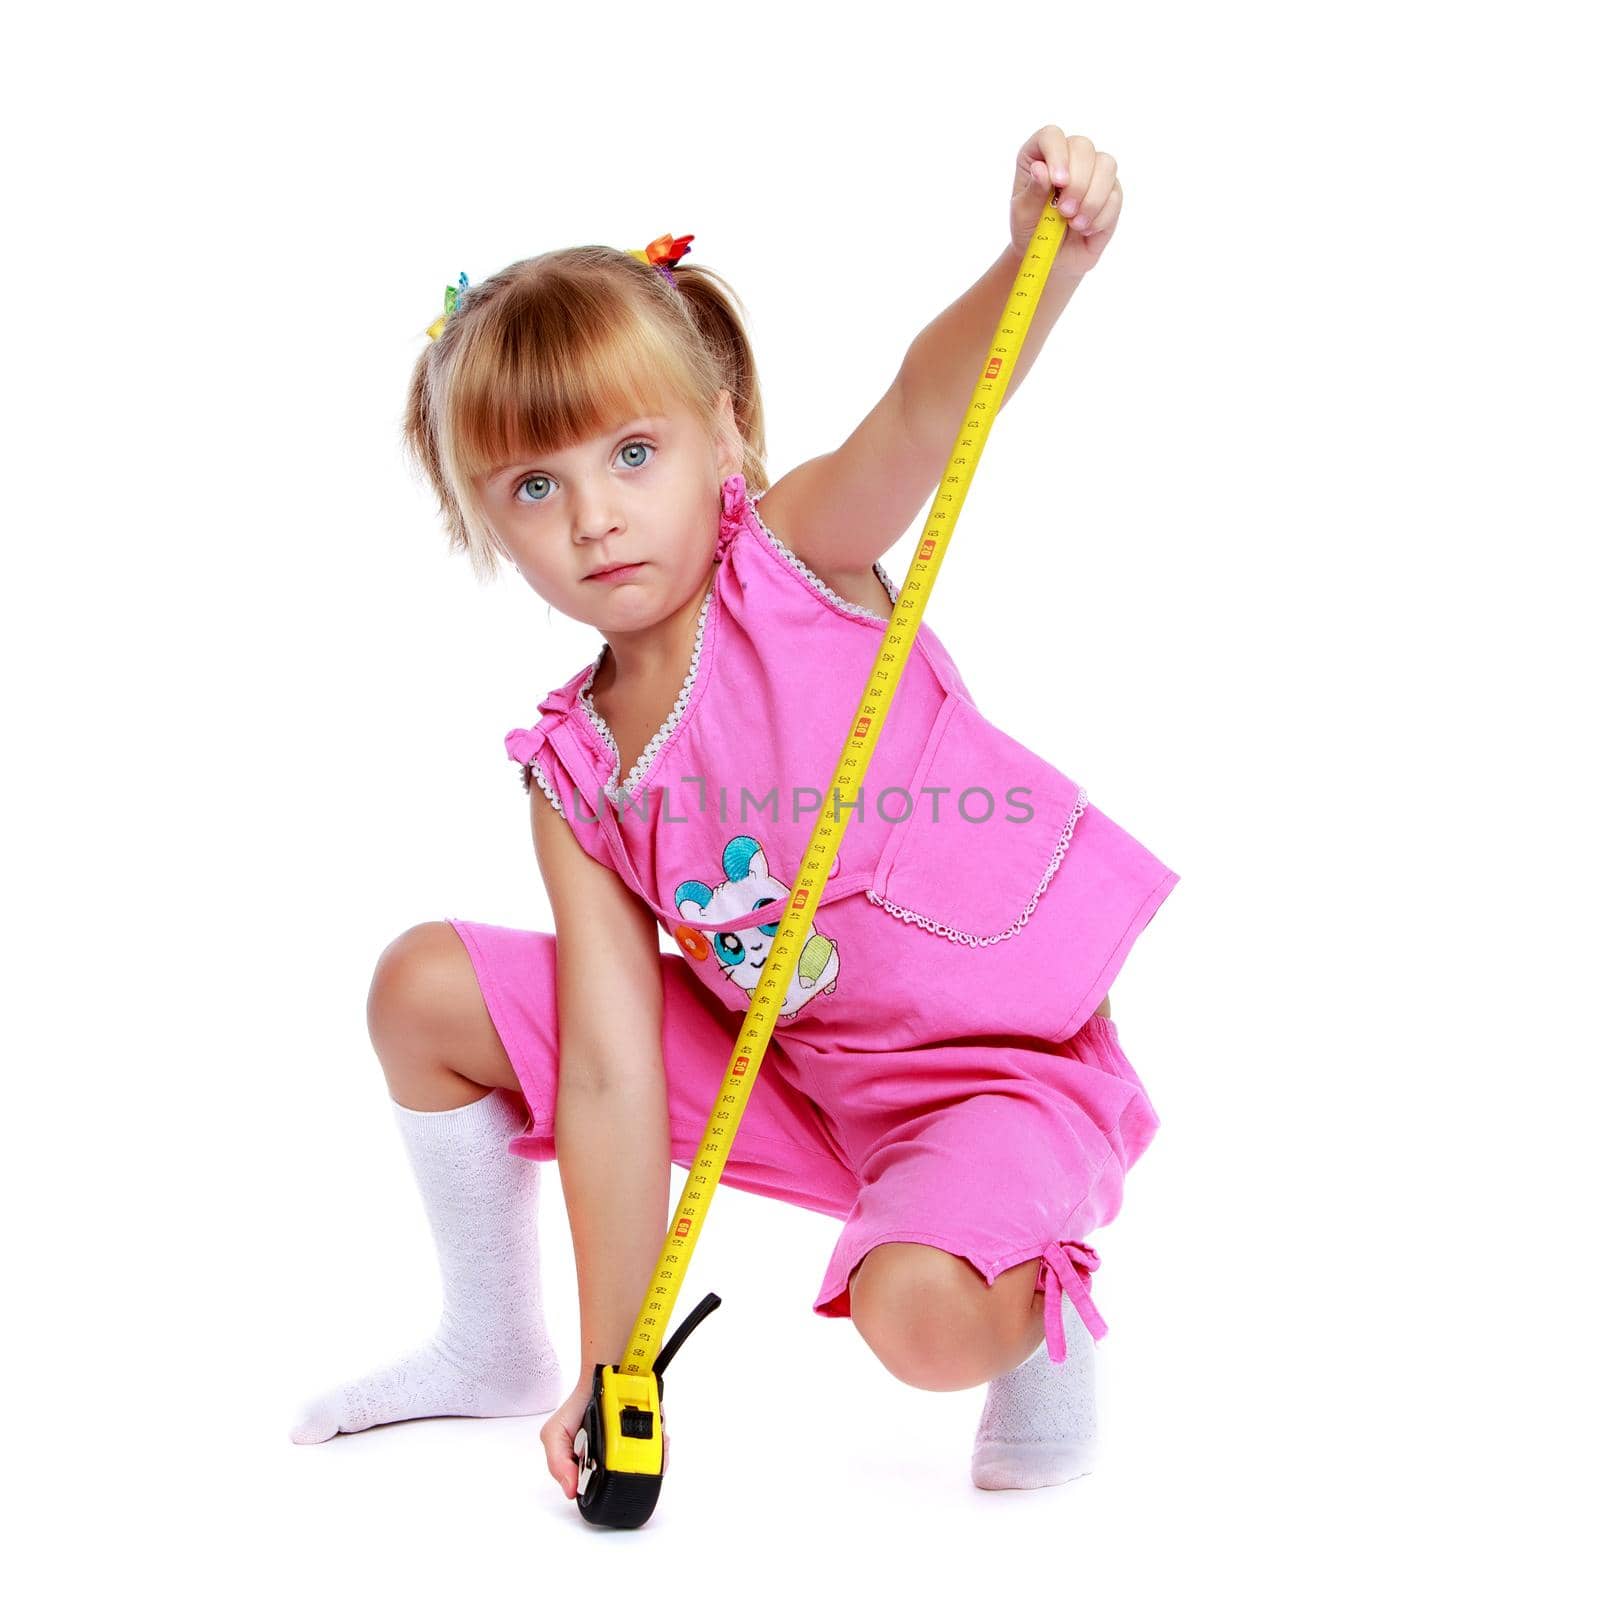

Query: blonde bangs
left=446, top=282, right=704, bottom=495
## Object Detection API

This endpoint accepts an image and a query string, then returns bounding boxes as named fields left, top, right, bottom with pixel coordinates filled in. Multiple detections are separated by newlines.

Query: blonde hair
left=400, top=245, right=770, bottom=583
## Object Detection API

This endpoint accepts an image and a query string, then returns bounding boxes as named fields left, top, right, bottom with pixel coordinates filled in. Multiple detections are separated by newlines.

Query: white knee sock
left=290, top=1087, right=563, bottom=1445
left=970, top=1292, right=1099, bottom=1490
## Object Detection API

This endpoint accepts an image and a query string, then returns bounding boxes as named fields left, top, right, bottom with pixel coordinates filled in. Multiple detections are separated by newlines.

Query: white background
left=5, top=0, right=1594, bottom=1593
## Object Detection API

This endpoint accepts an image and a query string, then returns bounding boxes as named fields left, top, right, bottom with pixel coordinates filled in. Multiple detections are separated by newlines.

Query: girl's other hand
left=540, top=1373, right=670, bottom=1499
left=1009, top=125, right=1123, bottom=275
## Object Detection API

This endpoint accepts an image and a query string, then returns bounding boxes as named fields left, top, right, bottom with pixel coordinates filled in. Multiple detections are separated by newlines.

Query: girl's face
left=477, top=389, right=742, bottom=630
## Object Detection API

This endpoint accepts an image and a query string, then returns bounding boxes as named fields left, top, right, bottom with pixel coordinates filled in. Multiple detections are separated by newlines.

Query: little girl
left=292, top=143, right=1178, bottom=1496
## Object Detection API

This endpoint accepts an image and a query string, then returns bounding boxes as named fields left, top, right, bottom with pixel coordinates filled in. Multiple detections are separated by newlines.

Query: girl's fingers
left=1069, top=179, right=1122, bottom=237
left=1073, top=154, right=1119, bottom=230
left=1086, top=181, right=1123, bottom=236
left=1063, top=134, right=1097, bottom=213
left=1016, top=152, right=1051, bottom=198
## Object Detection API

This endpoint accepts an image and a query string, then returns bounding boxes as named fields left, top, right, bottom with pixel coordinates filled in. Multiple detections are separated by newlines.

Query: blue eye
left=513, top=438, right=655, bottom=505
left=753, top=897, right=780, bottom=937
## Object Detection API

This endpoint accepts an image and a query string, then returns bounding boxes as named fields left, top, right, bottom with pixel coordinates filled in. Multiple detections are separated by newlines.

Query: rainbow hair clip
left=423, top=235, right=692, bottom=342
left=426, top=271, right=470, bottom=340
left=628, top=233, right=694, bottom=286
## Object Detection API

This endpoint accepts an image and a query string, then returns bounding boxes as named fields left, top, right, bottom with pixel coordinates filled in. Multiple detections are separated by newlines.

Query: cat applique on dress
left=671, top=834, right=842, bottom=1021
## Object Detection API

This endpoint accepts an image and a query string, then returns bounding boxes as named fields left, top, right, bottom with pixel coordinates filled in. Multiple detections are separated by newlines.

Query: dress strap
left=503, top=682, right=584, bottom=771
left=592, top=787, right=676, bottom=921
left=1034, top=1240, right=1108, bottom=1364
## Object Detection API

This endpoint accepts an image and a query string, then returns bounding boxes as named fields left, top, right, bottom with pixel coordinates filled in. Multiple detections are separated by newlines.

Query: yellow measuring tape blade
left=622, top=194, right=1070, bottom=1375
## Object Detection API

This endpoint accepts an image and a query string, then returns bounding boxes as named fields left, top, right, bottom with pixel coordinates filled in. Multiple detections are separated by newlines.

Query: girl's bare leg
left=289, top=923, right=561, bottom=1444
left=848, top=1245, right=1045, bottom=1392
left=367, top=922, right=523, bottom=1108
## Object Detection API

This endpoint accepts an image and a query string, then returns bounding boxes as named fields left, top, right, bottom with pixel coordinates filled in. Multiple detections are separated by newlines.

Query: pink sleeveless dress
left=478, top=472, right=1179, bottom=1363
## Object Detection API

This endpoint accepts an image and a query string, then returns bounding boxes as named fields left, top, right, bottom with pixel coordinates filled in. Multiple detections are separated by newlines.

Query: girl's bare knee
left=367, top=922, right=520, bottom=1096
left=368, top=922, right=461, bottom=1049
left=848, top=1243, right=993, bottom=1392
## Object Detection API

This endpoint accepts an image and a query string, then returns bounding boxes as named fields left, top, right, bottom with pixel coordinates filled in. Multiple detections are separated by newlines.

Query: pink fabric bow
left=504, top=685, right=579, bottom=766
left=1034, top=1240, right=1109, bottom=1364
left=716, top=472, right=748, bottom=563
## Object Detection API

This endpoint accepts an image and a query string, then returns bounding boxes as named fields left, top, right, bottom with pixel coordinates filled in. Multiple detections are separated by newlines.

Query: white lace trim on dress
left=865, top=787, right=1090, bottom=945
left=577, top=587, right=714, bottom=805
left=747, top=493, right=900, bottom=619
left=526, top=755, right=564, bottom=817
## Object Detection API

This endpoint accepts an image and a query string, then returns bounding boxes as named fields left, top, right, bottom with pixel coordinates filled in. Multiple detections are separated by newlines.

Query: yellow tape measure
left=573, top=192, right=1069, bottom=1527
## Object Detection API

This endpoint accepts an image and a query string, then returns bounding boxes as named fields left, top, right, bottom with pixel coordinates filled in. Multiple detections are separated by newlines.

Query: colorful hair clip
left=424, top=237, right=690, bottom=342
left=628, top=233, right=694, bottom=286
left=426, top=271, right=471, bottom=340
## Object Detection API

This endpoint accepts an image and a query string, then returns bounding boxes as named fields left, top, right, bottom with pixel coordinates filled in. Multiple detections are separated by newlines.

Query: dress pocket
left=866, top=693, right=1088, bottom=945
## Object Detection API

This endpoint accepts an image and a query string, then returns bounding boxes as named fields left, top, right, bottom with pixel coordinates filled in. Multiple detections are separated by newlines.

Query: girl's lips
left=585, top=562, right=646, bottom=584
